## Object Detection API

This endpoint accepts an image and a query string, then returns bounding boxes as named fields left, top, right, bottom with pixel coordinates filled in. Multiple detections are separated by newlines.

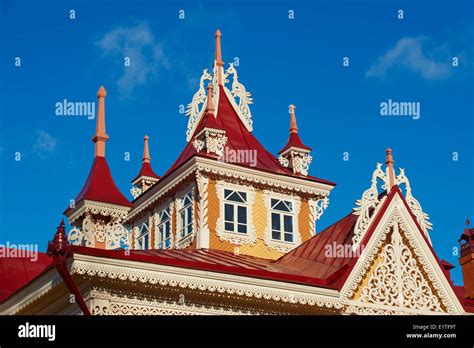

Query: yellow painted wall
left=207, top=179, right=312, bottom=260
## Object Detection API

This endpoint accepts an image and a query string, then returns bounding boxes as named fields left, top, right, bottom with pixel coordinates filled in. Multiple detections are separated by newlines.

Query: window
left=223, top=189, right=248, bottom=234
left=137, top=222, right=150, bottom=250
left=156, top=208, right=172, bottom=249
left=178, top=193, right=193, bottom=239
left=270, top=199, right=294, bottom=243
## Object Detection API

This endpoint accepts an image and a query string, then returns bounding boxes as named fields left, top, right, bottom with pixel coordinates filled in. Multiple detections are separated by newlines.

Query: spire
left=206, top=83, right=215, bottom=113
left=92, top=86, right=109, bottom=157
left=278, top=104, right=311, bottom=155
left=134, top=135, right=159, bottom=181
left=196, top=83, right=221, bottom=131
left=143, top=135, right=151, bottom=164
left=385, top=148, right=395, bottom=191
left=47, top=220, right=70, bottom=261
left=131, top=135, right=160, bottom=196
left=278, top=104, right=313, bottom=176
left=214, top=29, right=224, bottom=85
left=289, top=104, right=298, bottom=134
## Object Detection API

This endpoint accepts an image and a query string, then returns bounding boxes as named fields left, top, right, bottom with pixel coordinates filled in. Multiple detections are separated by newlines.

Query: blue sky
left=0, top=0, right=473, bottom=285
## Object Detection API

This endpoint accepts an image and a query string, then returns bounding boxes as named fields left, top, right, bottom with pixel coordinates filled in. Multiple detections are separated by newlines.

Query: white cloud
left=366, top=36, right=451, bottom=80
left=33, top=130, right=56, bottom=159
left=96, top=23, right=169, bottom=96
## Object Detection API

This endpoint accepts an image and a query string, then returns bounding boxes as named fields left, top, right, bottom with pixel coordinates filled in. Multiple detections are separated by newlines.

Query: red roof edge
left=70, top=245, right=338, bottom=289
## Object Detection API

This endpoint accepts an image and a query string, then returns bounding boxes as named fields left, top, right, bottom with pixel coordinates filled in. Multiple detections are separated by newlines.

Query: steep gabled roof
left=71, top=156, right=132, bottom=208
left=132, top=135, right=160, bottom=183
left=132, top=162, right=159, bottom=182
left=278, top=104, right=311, bottom=154
left=65, top=86, right=132, bottom=212
left=278, top=132, right=312, bottom=154
left=164, top=85, right=335, bottom=186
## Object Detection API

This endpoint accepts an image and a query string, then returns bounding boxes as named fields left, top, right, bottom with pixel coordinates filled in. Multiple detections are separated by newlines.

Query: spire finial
left=206, top=83, right=215, bottom=113
left=47, top=219, right=70, bottom=260
left=143, top=135, right=151, bottom=164
left=289, top=104, right=298, bottom=134
left=214, top=29, right=224, bottom=85
left=93, top=86, right=109, bottom=157
left=385, top=148, right=395, bottom=191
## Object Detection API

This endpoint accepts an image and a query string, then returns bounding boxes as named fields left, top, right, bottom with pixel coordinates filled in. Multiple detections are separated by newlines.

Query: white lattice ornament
left=224, top=63, right=253, bottom=131
left=186, top=69, right=213, bottom=141
left=352, top=163, right=433, bottom=250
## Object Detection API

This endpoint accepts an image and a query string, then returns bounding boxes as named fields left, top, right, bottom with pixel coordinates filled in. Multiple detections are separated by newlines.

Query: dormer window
left=137, top=222, right=150, bottom=250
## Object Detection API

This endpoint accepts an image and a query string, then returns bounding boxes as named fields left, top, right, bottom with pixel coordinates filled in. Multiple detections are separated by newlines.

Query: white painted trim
left=66, top=199, right=131, bottom=224
left=215, top=180, right=257, bottom=245
left=127, top=156, right=334, bottom=221
left=70, top=253, right=342, bottom=310
left=263, top=191, right=302, bottom=253
left=340, top=193, right=465, bottom=314
left=0, top=268, right=62, bottom=315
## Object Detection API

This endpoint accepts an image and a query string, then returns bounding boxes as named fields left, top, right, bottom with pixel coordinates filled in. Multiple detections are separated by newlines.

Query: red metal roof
left=278, top=132, right=312, bottom=154
left=163, top=85, right=335, bottom=186
left=70, top=245, right=339, bottom=288
left=132, top=162, right=160, bottom=182
left=0, top=249, right=53, bottom=303
left=67, top=156, right=132, bottom=210
left=275, top=212, right=358, bottom=283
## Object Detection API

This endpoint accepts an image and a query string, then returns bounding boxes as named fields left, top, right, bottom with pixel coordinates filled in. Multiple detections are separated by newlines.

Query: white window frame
left=175, top=187, right=195, bottom=249
left=154, top=202, right=173, bottom=249
left=136, top=220, right=151, bottom=250
left=269, top=198, right=295, bottom=243
left=263, top=191, right=301, bottom=253
left=216, top=181, right=256, bottom=245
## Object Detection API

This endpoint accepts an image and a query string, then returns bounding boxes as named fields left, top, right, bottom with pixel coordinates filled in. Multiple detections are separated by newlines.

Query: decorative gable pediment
left=341, top=193, right=464, bottom=315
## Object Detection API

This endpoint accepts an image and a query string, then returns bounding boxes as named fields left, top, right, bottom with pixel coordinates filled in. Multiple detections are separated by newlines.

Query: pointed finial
left=47, top=219, right=69, bottom=259
left=214, top=29, right=224, bottom=85
left=385, top=148, right=395, bottom=191
left=92, top=86, right=109, bottom=157
left=289, top=104, right=298, bottom=134
left=214, top=29, right=223, bottom=66
left=206, top=83, right=215, bottom=113
left=97, top=86, right=107, bottom=98
left=143, top=135, right=151, bottom=164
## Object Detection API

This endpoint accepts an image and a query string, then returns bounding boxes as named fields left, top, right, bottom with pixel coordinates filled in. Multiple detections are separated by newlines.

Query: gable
left=340, top=190, right=464, bottom=314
